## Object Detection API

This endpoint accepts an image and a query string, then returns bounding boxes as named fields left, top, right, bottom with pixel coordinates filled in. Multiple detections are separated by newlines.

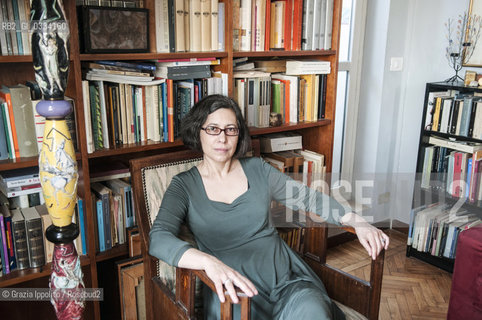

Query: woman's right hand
left=203, top=255, right=258, bottom=304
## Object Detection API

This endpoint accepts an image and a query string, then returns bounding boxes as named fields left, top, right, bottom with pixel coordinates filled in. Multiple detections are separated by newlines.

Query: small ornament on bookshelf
left=269, top=112, right=282, bottom=127
left=444, top=12, right=482, bottom=83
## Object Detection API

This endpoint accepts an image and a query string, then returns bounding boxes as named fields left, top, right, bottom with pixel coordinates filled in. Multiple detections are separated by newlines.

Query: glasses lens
left=205, top=126, right=221, bottom=135
left=225, top=127, right=239, bottom=136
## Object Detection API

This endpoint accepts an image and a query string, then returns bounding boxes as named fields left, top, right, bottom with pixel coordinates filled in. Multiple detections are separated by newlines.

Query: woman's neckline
left=194, top=158, right=250, bottom=205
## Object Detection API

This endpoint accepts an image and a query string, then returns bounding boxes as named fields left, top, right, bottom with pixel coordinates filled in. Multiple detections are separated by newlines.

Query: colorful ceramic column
left=31, top=1, right=85, bottom=319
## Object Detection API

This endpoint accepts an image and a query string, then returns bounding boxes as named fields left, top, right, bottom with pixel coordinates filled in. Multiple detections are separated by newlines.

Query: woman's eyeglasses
left=201, top=126, right=240, bottom=136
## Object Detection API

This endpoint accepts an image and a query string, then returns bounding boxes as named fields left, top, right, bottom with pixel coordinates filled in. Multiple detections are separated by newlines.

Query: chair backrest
left=130, top=150, right=202, bottom=293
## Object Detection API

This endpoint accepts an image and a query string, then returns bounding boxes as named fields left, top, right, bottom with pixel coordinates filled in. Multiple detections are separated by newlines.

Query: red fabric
left=447, top=226, right=482, bottom=320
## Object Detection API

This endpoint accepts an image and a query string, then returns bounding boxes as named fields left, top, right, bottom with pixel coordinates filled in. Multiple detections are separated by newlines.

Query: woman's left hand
left=340, top=212, right=389, bottom=260
left=354, top=222, right=389, bottom=260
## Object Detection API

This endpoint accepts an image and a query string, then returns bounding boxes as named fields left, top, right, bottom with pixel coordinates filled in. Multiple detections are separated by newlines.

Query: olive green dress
left=149, top=157, right=350, bottom=319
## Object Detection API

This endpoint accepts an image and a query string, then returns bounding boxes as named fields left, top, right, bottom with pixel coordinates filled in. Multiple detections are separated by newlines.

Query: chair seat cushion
left=333, top=300, right=367, bottom=320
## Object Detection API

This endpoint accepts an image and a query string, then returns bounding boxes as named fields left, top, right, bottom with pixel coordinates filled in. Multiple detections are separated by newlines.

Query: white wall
left=354, top=0, right=472, bottom=224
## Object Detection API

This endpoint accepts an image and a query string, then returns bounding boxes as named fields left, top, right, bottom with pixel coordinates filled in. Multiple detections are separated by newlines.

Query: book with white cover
left=253, top=0, right=266, bottom=51
left=324, top=0, right=334, bottom=49
left=190, top=0, right=202, bottom=51
left=311, top=0, right=321, bottom=50
left=211, top=0, right=219, bottom=51
left=175, top=0, right=186, bottom=52
left=318, top=0, right=327, bottom=49
left=286, top=60, right=331, bottom=75
left=428, top=136, right=482, bottom=154
left=82, top=81, right=94, bottom=153
left=201, top=0, right=212, bottom=51
left=218, top=2, right=225, bottom=51
left=155, top=0, right=170, bottom=52
left=184, top=0, right=190, bottom=51
left=239, top=0, right=252, bottom=51
left=301, top=0, right=314, bottom=50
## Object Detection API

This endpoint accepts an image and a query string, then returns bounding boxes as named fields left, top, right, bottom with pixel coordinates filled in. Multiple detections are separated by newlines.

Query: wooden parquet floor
left=326, top=229, right=452, bottom=320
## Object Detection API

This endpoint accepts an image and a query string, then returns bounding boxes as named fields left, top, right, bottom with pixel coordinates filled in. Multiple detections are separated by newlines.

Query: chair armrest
left=186, top=269, right=251, bottom=319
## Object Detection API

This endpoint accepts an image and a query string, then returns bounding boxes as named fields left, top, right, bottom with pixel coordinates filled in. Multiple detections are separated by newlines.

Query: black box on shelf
left=77, top=6, right=149, bottom=54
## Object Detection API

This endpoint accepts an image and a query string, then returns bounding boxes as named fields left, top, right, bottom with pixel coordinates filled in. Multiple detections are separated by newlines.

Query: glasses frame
left=201, top=126, right=240, bottom=136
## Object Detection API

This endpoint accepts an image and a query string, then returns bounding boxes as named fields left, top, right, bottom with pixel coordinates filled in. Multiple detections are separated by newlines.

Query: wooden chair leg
left=220, top=293, right=251, bottom=320
left=240, top=295, right=251, bottom=319
left=221, top=299, right=233, bottom=320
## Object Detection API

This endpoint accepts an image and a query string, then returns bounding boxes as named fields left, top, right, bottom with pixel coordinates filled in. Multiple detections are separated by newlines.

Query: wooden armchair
left=130, top=149, right=385, bottom=320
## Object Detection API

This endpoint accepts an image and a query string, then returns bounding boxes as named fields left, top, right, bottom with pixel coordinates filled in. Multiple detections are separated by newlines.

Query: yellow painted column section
left=38, top=119, right=78, bottom=227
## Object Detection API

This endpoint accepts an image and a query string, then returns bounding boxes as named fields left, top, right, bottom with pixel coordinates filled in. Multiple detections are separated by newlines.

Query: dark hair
left=181, top=94, right=251, bottom=158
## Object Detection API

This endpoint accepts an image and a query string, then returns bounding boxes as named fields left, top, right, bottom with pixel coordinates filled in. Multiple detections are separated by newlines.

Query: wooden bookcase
left=406, top=82, right=482, bottom=273
left=0, top=0, right=343, bottom=318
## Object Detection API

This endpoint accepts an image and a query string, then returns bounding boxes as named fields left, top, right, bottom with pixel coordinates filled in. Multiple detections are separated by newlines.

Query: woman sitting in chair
left=149, top=95, right=389, bottom=319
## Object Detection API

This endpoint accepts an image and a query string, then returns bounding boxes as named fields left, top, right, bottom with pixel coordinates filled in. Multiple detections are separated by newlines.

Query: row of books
left=262, top=147, right=327, bottom=193
left=76, top=0, right=142, bottom=8
left=233, top=0, right=333, bottom=52
left=91, top=177, right=136, bottom=253
left=421, top=138, right=482, bottom=203
left=0, top=0, right=31, bottom=56
left=424, top=90, right=482, bottom=140
left=407, top=202, right=481, bottom=259
left=81, top=68, right=228, bottom=152
left=0, top=199, right=86, bottom=276
left=154, top=0, right=225, bottom=53
left=234, top=69, right=328, bottom=127
left=0, top=83, right=77, bottom=160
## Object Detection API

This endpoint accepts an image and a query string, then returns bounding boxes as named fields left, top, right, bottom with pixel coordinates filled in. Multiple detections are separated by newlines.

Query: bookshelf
left=406, top=82, right=482, bottom=273
left=0, top=0, right=343, bottom=318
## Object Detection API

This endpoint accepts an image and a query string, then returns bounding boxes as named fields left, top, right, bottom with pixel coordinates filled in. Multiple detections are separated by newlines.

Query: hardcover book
left=5, top=85, right=37, bottom=157
left=91, top=183, right=113, bottom=251
left=21, top=206, right=45, bottom=268
left=0, top=101, right=8, bottom=160
left=11, top=208, right=29, bottom=270
left=36, top=204, right=54, bottom=263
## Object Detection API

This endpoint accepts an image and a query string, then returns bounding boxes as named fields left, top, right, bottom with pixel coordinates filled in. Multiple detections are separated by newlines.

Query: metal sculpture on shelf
left=31, top=0, right=85, bottom=319
left=444, top=11, right=482, bottom=83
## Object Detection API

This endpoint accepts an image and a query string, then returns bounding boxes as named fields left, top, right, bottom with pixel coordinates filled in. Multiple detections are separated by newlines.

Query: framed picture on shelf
left=78, top=6, right=149, bottom=54
left=464, top=0, right=482, bottom=67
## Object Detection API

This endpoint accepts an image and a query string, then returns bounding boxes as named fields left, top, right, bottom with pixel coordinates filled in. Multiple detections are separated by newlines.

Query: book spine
left=96, top=199, right=105, bottom=252
left=1, top=185, right=42, bottom=198
left=167, top=0, right=177, bottom=52
left=125, top=186, right=134, bottom=228
left=1, top=92, right=20, bottom=158
left=95, top=60, right=156, bottom=72
left=0, top=101, right=8, bottom=160
left=102, top=194, right=112, bottom=250
left=25, top=218, right=45, bottom=268
left=12, top=219, right=29, bottom=270
left=0, top=215, right=9, bottom=273
left=2, top=176, right=41, bottom=189
left=78, top=199, right=88, bottom=254
left=4, top=216, right=16, bottom=270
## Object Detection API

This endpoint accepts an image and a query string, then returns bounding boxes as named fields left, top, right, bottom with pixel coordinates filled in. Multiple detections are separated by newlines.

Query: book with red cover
left=167, top=79, right=175, bottom=142
left=452, top=152, right=463, bottom=197
left=0, top=88, right=19, bottom=159
left=279, top=0, right=292, bottom=51
left=291, top=0, right=303, bottom=50
left=264, top=0, right=271, bottom=51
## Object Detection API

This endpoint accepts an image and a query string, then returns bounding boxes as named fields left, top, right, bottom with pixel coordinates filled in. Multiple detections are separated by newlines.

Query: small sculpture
left=31, top=0, right=70, bottom=100
left=445, top=12, right=482, bottom=83
left=269, top=112, right=282, bottom=127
